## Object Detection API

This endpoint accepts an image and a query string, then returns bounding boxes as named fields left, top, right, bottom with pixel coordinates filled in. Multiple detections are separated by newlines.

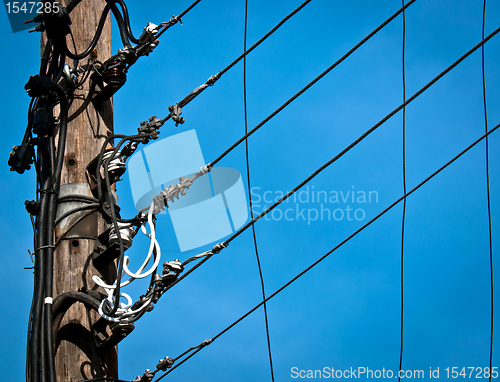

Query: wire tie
left=206, top=71, right=221, bottom=86
left=44, top=297, right=53, bottom=305
left=201, top=338, right=213, bottom=347
left=211, top=242, right=227, bottom=254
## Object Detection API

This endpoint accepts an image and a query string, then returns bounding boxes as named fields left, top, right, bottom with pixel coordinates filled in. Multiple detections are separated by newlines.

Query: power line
left=160, top=4, right=500, bottom=308
left=243, top=0, right=275, bottom=380
left=398, top=1, right=406, bottom=381
left=482, top=1, right=494, bottom=381
left=220, top=21, right=500, bottom=247
left=158, top=121, right=500, bottom=378
left=210, top=0, right=417, bottom=167
left=222, top=0, right=312, bottom=77
left=159, top=0, right=313, bottom=125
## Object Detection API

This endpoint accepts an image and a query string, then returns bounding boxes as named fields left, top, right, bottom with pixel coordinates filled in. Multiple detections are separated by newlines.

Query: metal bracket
left=55, top=183, right=98, bottom=241
left=93, top=317, right=135, bottom=350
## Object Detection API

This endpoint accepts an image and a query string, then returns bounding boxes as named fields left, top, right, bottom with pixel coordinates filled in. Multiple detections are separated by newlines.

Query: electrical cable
left=58, top=194, right=99, bottom=204
left=218, top=22, right=500, bottom=247
left=221, top=0, right=312, bottom=77
left=156, top=122, right=500, bottom=379
left=242, top=1, right=275, bottom=380
left=40, top=40, right=52, bottom=76
left=53, top=203, right=100, bottom=226
left=158, top=18, right=500, bottom=311
left=23, top=72, right=70, bottom=382
left=482, top=2, right=494, bottom=381
left=109, top=2, right=134, bottom=49
left=112, top=0, right=140, bottom=44
left=398, top=2, right=406, bottom=381
left=43, top=81, right=70, bottom=382
left=31, top=176, right=49, bottom=382
left=64, top=0, right=131, bottom=60
left=209, top=0, right=416, bottom=167
left=159, top=0, right=313, bottom=125
left=51, top=291, right=101, bottom=342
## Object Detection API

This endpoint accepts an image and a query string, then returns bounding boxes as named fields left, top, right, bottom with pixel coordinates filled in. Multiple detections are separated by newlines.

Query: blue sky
left=1, top=0, right=500, bottom=380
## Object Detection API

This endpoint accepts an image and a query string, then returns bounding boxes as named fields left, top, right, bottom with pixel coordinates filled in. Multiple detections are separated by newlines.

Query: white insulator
left=103, top=150, right=126, bottom=178
left=109, top=222, right=136, bottom=250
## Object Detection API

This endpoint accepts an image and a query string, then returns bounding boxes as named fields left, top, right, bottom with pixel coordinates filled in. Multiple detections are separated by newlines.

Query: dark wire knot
left=166, top=14, right=182, bottom=28
left=211, top=242, right=227, bottom=254
left=206, top=71, right=222, bottom=86
left=202, top=338, right=213, bottom=347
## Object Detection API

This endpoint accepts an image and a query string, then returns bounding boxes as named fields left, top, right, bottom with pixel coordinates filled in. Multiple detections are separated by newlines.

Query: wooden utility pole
left=45, top=1, right=118, bottom=380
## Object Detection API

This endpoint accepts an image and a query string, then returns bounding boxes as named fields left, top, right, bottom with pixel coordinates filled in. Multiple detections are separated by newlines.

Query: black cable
left=43, top=81, right=70, bottom=382
left=221, top=0, right=312, bottom=77
left=52, top=291, right=101, bottom=341
left=482, top=2, right=494, bottom=381
left=159, top=0, right=312, bottom=124
left=109, top=2, right=133, bottom=49
left=217, top=121, right=500, bottom=340
left=398, top=2, right=406, bottom=381
left=46, top=43, right=61, bottom=79
left=210, top=0, right=417, bottom=167
left=113, top=0, right=140, bottom=44
left=64, top=0, right=131, bottom=60
left=31, top=177, right=50, bottom=382
left=58, top=194, right=99, bottom=204
left=159, top=11, right=500, bottom=298
left=24, top=78, right=70, bottom=382
left=243, top=1, right=274, bottom=380
left=221, top=22, right=500, bottom=247
left=158, top=122, right=500, bottom=378
left=40, top=40, right=52, bottom=77
left=44, top=137, right=57, bottom=382
left=31, top=135, right=55, bottom=382
left=53, top=203, right=101, bottom=226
